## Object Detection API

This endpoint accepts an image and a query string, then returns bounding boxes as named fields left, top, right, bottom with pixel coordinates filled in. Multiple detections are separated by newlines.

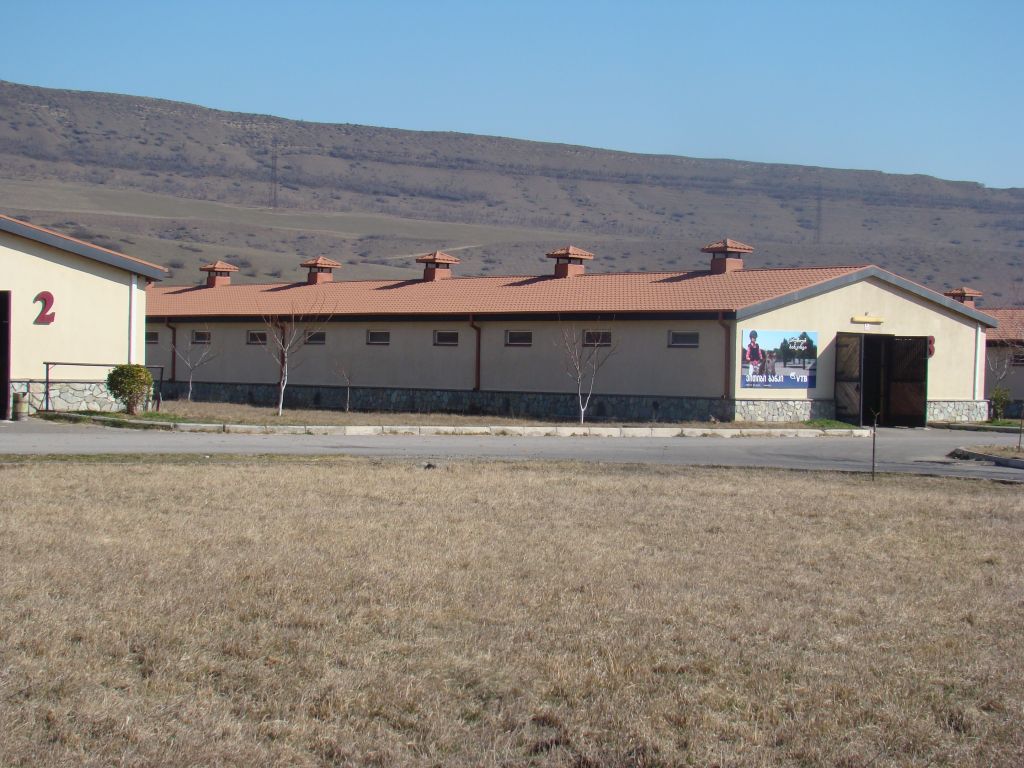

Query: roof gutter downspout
left=164, top=320, right=177, bottom=381
left=469, top=314, right=481, bottom=391
left=718, top=312, right=731, bottom=400
left=974, top=323, right=983, bottom=400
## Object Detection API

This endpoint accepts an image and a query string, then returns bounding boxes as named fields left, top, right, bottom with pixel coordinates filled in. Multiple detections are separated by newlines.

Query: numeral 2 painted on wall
left=33, top=291, right=55, bottom=325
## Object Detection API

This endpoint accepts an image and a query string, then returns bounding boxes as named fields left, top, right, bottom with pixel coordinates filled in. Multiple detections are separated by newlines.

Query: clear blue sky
left=4, top=1, right=1021, bottom=188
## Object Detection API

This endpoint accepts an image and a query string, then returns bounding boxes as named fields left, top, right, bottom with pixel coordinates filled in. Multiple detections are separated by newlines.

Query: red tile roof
left=300, top=255, right=342, bottom=268
left=546, top=245, right=595, bottom=260
left=147, top=265, right=870, bottom=318
left=701, top=238, right=754, bottom=254
left=415, top=251, right=461, bottom=265
left=200, top=260, right=240, bottom=273
left=985, top=308, right=1024, bottom=343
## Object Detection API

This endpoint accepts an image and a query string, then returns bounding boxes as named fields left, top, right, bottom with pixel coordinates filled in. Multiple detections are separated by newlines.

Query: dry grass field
left=1, top=458, right=1022, bottom=767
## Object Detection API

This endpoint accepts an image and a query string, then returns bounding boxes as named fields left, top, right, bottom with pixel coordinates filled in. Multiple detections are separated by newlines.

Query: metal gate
left=833, top=332, right=927, bottom=427
left=887, top=336, right=928, bottom=427
left=835, top=332, right=862, bottom=425
left=1, top=292, right=9, bottom=421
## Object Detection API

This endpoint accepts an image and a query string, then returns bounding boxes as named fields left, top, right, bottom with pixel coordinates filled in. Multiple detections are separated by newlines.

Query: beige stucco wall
left=2, top=231, right=147, bottom=382
left=478, top=320, right=725, bottom=396
left=739, top=278, right=986, bottom=401
left=147, top=321, right=476, bottom=390
left=146, top=318, right=729, bottom=397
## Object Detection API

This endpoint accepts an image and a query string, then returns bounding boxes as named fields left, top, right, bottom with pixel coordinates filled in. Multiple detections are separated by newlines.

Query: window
left=1012, top=352, right=1024, bottom=367
left=583, top=330, right=612, bottom=347
left=305, top=330, right=326, bottom=345
left=191, top=330, right=211, bottom=345
left=247, top=330, right=267, bottom=345
left=505, top=330, right=533, bottom=347
left=433, top=330, right=459, bottom=346
left=366, top=330, right=390, bottom=345
left=145, top=331, right=159, bottom=345
left=668, top=331, right=699, bottom=348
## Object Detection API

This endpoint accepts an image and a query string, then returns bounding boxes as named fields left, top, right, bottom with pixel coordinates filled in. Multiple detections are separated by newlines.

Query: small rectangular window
left=191, top=330, right=211, bottom=345
left=1012, top=352, right=1024, bottom=367
left=247, top=330, right=267, bottom=345
left=145, top=331, right=159, bottom=345
left=505, top=330, right=533, bottom=347
left=433, top=330, right=459, bottom=346
left=366, top=330, right=390, bottom=345
left=305, top=330, right=326, bottom=345
left=668, top=331, right=699, bottom=348
left=583, top=330, right=611, bottom=347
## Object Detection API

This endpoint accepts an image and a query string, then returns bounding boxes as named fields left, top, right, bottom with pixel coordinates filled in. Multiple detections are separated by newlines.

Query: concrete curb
left=35, top=412, right=871, bottom=438
left=949, top=447, right=1024, bottom=470
left=929, top=422, right=1022, bottom=434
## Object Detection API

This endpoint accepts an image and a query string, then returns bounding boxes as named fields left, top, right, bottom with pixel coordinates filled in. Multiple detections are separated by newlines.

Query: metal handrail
left=42, top=362, right=165, bottom=412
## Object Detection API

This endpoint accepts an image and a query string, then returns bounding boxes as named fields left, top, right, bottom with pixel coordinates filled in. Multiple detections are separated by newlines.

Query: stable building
left=145, top=239, right=996, bottom=425
left=0, top=214, right=168, bottom=417
left=983, top=307, right=1024, bottom=415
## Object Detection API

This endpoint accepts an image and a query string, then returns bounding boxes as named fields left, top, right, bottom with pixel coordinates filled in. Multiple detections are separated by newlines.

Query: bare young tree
left=171, top=325, right=219, bottom=402
left=336, top=364, right=354, bottom=413
left=558, top=322, right=617, bottom=424
left=263, top=307, right=330, bottom=416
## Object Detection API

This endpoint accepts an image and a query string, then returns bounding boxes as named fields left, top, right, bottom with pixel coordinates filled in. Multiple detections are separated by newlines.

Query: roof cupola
left=546, top=245, right=594, bottom=278
left=199, top=260, right=239, bottom=288
left=701, top=238, right=753, bottom=274
left=943, top=286, right=983, bottom=309
left=415, top=251, right=460, bottom=281
left=301, top=255, right=342, bottom=285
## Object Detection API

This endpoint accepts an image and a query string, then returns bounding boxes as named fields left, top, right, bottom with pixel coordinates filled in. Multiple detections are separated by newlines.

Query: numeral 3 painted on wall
left=33, top=291, right=55, bottom=325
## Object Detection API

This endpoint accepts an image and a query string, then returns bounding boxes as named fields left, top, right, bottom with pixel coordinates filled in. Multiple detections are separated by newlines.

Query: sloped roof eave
left=735, top=266, right=998, bottom=328
left=0, top=214, right=168, bottom=280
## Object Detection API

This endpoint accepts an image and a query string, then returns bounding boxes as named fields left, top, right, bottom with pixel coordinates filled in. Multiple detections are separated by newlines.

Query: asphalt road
left=1, top=418, right=1021, bottom=481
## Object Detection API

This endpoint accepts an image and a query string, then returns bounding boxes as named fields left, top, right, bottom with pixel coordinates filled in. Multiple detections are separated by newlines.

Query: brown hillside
left=1, top=80, right=1022, bottom=302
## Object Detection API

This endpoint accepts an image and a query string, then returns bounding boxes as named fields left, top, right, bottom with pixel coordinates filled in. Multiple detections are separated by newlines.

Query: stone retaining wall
left=161, top=381, right=737, bottom=421
left=925, top=400, right=989, bottom=423
left=11, top=380, right=121, bottom=413
left=733, top=399, right=835, bottom=422
left=161, top=382, right=842, bottom=423
left=10, top=379, right=994, bottom=424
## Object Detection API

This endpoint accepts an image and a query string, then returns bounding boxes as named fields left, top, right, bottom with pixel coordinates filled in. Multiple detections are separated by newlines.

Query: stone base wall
left=733, top=399, right=835, bottom=423
left=162, top=381, right=842, bottom=423
left=926, top=400, right=989, bottom=423
left=11, top=380, right=121, bottom=414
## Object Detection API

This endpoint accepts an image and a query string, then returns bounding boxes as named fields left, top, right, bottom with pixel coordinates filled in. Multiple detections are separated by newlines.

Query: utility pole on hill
left=269, top=137, right=278, bottom=209
left=814, top=181, right=823, bottom=246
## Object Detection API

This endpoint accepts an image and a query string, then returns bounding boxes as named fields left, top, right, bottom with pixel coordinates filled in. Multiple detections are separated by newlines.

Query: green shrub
left=990, top=386, right=1010, bottom=421
left=106, top=364, right=153, bottom=415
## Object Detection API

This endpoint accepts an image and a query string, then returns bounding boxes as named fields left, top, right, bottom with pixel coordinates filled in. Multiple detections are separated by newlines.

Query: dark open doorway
left=834, top=332, right=928, bottom=427
left=1, top=291, right=10, bottom=420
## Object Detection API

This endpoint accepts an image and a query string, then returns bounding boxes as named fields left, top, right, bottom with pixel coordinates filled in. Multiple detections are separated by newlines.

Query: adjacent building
left=983, top=307, right=1024, bottom=415
left=0, top=214, right=168, bottom=417
left=145, top=240, right=997, bottom=424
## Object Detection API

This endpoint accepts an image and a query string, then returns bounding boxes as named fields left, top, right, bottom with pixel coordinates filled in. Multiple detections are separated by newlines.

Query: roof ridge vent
left=546, top=245, right=594, bottom=278
left=701, top=237, right=752, bottom=274
left=415, top=250, right=460, bottom=281
left=199, top=260, right=239, bottom=288
left=943, top=285, right=983, bottom=309
left=301, top=255, right=342, bottom=284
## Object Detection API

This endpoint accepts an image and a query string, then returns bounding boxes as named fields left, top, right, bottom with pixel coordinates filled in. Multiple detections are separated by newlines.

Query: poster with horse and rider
left=741, top=330, right=818, bottom=389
